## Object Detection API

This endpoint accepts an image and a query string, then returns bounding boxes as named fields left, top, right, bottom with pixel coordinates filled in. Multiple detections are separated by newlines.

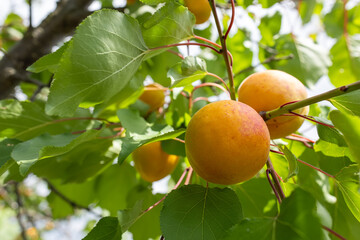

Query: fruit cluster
left=133, top=70, right=308, bottom=185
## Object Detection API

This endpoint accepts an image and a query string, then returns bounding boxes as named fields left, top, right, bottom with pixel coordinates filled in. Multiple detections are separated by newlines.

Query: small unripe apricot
left=133, top=142, right=179, bottom=182
left=139, top=83, right=165, bottom=113
left=237, top=70, right=309, bottom=139
left=185, top=100, right=270, bottom=185
left=184, top=0, right=212, bottom=24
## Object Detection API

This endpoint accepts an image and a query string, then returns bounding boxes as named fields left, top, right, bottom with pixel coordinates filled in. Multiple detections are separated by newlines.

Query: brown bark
left=0, top=0, right=94, bottom=99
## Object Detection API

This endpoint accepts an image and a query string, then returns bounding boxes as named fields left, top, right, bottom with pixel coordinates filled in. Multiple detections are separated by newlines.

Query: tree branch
left=0, top=0, right=98, bottom=99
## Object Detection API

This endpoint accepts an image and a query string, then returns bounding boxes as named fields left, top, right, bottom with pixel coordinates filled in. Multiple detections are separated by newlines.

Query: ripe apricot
left=185, top=100, right=270, bottom=185
left=133, top=142, right=179, bottom=182
left=139, top=83, right=165, bottom=113
left=237, top=70, right=309, bottom=139
left=184, top=0, right=212, bottom=24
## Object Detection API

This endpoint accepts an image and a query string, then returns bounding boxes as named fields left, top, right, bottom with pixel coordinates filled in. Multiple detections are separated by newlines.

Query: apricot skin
left=184, top=0, right=212, bottom=24
left=185, top=100, right=270, bottom=185
left=133, top=142, right=179, bottom=182
left=139, top=83, right=165, bottom=113
left=237, top=70, right=309, bottom=139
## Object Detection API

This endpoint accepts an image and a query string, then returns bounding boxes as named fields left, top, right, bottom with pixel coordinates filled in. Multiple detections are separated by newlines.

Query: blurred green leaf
left=299, top=0, right=317, bottom=24
left=0, top=139, right=19, bottom=176
left=95, top=163, right=137, bottom=215
left=329, top=35, right=360, bottom=87
left=83, top=217, right=122, bottom=240
left=279, top=145, right=299, bottom=182
left=160, top=185, right=242, bottom=240
left=330, top=110, right=360, bottom=164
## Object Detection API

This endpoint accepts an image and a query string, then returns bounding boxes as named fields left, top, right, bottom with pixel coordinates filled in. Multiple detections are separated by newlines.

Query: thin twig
left=14, top=183, right=28, bottom=240
left=266, top=169, right=282, bottom=203
left=185, top=167, right=193, bottom=185
left=266, top=157, right=286, bottom=200
left=322, top=225, right=346, bottom=240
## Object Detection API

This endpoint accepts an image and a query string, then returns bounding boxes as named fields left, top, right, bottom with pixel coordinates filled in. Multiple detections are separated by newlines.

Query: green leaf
left=46, top=10, right=148, bottom=117
left=169, top=56, right=208, bottom=88
left=330, top=110, right=360, bottom=164
left=329, top=35, right=360, bottom=87
left=225, top=188, right=324, bottom=240
left=232, top=178, right=274, bottom=218
left=95, top=163, right=137, bottom=215
left=141, top=2, right=194, bottom=49
left=324, top=0, right=344, bottom=38
left=117, top=109, right=185, bottom=163
left=0, top=139, right=19, bottom=176
left=140, top=0, right=171, bottom=5
left=299, top=0, right=317, bottom=24
left=127, top=186, right=164, bottom=240
left=316, top=124, right=347, bottom=146
left=227, top=30, right=253, bottom=75
left=330, top=89, right=360, bottom=117
left=278, top=145, right=299, bottom=182
left=314, top=140, right=352, bottom=159
left=31, top=137, right=114, bottom=183
left=118, top=201, right=143, bottom=232
left=259, top=11, right=282, bottom=46
left=266, top=35, right=331, bottom=86
left=160, top=185, right=242, bottom=240
left=0, top=100, right=93, bottom=141
left=11, top=130, right=101, bottom=175
left=26, top=42, right=69, bottom=73
left=335, top=165, right=360, bottom=222
left=83, top=217, right=122, bottom=240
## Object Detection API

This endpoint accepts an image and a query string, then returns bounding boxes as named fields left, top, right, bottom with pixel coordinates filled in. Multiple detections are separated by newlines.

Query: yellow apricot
left=133, top=142, right=179, bottom=182
left=237, top=70, right=309, bottom=139
left=185, top=100, right=270, bottom=185
left=184, top=0, right=212, bottom=24
left=139, top=83, right=165, bottom=113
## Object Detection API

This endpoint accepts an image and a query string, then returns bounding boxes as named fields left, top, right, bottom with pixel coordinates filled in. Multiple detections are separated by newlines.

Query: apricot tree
left=0, top=0, right=360, bottom=239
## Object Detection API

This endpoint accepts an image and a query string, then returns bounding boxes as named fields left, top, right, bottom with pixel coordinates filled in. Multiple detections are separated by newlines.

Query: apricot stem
left=266, top=157, right=285, bottom=201
left=262, top=81, right=360, bottom=121
left=209, top=0, right=236, bottom=100
left=266, top=169, right=282, bottom=203
left=224, top=0, right=235, bottom=40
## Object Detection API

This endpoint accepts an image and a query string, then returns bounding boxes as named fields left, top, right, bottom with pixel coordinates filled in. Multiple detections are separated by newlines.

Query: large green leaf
left=330, top=89, right=360, bottom=117
left=265, top=35, right=331, bottom=86
left=330, top=110, right=360, bottom=164
left=224, top=188, right=324, bottom=240
left=46, top=10, right=148, bottom=117
left=160, top=185, right=242, bottom=240
left=329, top=36, right=360, bottom=87
left=141, top=2, right=194, bottom=49
left=335, top=165, right=360, bottom=222
left=0, top=100, right=93, bottom=141
left=11, top=130, right=102, bottom=175
left=0, top=139, right=20, bottom=176
left=83, top=217, right=122, bottom=240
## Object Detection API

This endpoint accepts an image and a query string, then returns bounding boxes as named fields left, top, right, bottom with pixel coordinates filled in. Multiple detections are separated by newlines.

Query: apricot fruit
left=184, top=0, right=212, bottom=24
left=139, top=83, right=165, bottom=113
left=237, top=70, right=309, bottom=139
left=185, top=100, right=270, bottom=185
left=133, top=141, right=179, bottom=182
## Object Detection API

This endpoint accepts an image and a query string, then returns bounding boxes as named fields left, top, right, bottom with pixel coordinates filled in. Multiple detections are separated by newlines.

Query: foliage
left=0, top=0, right=360, bottom=239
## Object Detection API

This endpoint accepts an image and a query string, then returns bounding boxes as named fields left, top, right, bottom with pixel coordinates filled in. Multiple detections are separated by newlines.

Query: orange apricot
left=133, top=142, right=179, bottom=182
left=184, top=0, right=212, bottom=24
left=139, top=83, right=165, bottom=113
left=237, top=70, right=309, bottom=139
left=185, top=100, right=270, bottom=185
